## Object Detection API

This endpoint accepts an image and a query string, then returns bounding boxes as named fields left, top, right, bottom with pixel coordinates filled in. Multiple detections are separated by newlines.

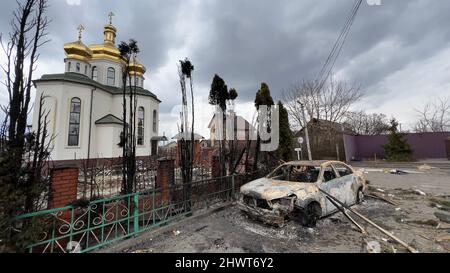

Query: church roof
left=95, top=114, right=126, bottom=125
left=34, top=73, right=161, bottom=102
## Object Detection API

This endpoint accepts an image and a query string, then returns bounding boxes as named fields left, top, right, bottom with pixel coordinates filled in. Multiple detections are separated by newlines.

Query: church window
left=107, top=67, right=115, bottom=85
left=137, top=107, right=145, bottom=145
left=68, top=62, right=71, bottom=72
left=76, top=63, right=80, bottom=73
left=68, top=98, right=81, bottom=146
left=92, top=66, right=98, bottom=81
left=84, top=65, right=88, bottom=75
left=153, top=110, right=157, bottom=133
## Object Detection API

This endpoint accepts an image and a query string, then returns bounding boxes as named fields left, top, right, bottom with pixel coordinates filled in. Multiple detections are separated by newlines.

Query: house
left=294, top=118, right=355, bottom=161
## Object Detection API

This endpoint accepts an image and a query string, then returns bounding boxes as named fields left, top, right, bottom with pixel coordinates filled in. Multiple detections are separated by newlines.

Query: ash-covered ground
left=101, top=170, right=450, bottom=253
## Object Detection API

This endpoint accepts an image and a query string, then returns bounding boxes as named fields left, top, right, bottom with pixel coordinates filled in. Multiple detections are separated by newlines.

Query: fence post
left=134, top=192, right=139, bottom=234
left=49, top=164, right=79, bottom=209
left=231, top=174, right=235, bottom=201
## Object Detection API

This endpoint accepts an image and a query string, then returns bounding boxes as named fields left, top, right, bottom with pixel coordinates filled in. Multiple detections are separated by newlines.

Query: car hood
left=240, top=177, right=317, bottom=201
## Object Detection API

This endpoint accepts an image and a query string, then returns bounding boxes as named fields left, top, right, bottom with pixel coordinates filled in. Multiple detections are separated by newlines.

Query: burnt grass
left=117, top=188, right=450, bottom=253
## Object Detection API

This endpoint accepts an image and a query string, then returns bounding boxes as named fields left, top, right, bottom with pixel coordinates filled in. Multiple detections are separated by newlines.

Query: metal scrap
left=319, top=188, right=419, bottom=253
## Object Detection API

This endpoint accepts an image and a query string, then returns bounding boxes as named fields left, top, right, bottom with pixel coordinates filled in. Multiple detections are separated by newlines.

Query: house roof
left=172, top=132, right=205, bottom=140
left=95, top=114, right=126, bottom=125
left=34, top=72, right=161, bottom=102
left=294, top=118, right=355, bottom=136
left=208, top=113, right=254, bottom=130
left=151, top=136, right=168, bottom=141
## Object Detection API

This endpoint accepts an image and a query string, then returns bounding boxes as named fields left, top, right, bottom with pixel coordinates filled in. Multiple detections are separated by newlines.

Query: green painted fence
left=15, top=172, right=261, bottom=253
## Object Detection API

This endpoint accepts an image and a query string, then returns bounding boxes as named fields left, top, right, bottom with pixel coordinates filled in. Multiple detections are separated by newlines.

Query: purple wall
left=343, top=134, right=357, bottom=162
left=344, top=132, right=450, bottom=161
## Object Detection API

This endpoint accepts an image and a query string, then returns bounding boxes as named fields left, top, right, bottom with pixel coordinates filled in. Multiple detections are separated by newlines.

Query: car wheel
left=300, top=202, right=321, bottom=228
left=356, top=188, right=364, bottom=204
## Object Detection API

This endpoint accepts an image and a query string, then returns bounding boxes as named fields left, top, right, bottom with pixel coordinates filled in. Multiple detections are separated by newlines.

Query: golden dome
left=103, top=24, right=117, bottom=45
left=64, top=40, right=93, bottom=62
left=128, top=59, right=146, bottom=77
left=89, top=20, right=124, bottom=64
left=90, top=42, right=123, bottom=64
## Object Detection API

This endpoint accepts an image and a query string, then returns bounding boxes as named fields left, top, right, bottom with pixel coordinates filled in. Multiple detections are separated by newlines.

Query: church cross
left=77, top=24, right=85, bottom=41
left=108, top=11, right=115, bottom=25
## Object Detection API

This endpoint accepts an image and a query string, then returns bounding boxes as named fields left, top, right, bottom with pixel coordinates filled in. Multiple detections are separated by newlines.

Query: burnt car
left=238, top=160, right=366, bottom=227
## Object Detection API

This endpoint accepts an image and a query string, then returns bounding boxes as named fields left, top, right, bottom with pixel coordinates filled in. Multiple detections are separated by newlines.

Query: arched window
left=92, top=66, right=98, bottom=81
left=84, top=65, right=88, bottom=75
left=68, top=62, right=72, bottom=72
left=137, top=107, right=145, bottom=145
left=76, top=62, right=81, bottom=73
left=107, top=67, right=115, bottom=85
left=153, top=110, right=157, bottom=133
left=68, top=98, right=81, bottom=146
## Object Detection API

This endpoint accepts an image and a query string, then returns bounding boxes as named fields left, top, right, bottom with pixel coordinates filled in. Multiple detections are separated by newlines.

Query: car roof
left=283, top=160, right=348, bottom=167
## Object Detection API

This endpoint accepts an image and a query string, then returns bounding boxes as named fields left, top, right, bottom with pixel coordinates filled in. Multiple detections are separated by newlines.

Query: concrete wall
left=343, top=132, right=450, bottom=161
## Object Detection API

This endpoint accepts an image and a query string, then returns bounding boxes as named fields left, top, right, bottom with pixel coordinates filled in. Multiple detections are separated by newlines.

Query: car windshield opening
left=268, top=165, right=319, bottom=183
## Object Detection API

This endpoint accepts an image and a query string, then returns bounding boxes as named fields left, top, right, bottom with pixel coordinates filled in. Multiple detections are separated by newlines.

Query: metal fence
left=78, top=158, right=157, bottom=200
left=14, top=170, right=267, bottom=253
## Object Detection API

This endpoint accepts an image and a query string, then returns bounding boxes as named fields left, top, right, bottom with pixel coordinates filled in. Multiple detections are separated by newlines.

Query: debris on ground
left=414, top=189, right=427, bottom=196
left=436, top=235, right=450, bottom=242
left=404, top=219, right=439, bottom=227
left=429, top=196, right=450, bottom=208
left=417, top=164, right=434, bottom=172
left=434, top=212, right=450, bottom=224
left=365, top=192, right=399, bottom=206
left=132, top=249, right=153, bottom=253
left=436, top=222, right=450, bottom=229
left=388, top=169, right=409, bottom=175
left=106, top=169, right=450, bottom=254
left=365, top=241, right=381, bottom=253
left=173, top=230, right=181, bottom=236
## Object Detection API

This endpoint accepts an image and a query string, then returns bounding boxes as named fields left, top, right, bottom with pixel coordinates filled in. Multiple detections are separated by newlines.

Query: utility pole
left=299, top=101, right=312, bottom=161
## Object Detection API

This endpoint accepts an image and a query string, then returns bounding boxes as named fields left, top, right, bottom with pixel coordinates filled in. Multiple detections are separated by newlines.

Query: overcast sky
left=1, top=0, right=449, bottom=139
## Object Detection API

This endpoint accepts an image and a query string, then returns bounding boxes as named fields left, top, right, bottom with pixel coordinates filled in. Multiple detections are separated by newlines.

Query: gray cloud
left=1, top=0, right=449, bottom=135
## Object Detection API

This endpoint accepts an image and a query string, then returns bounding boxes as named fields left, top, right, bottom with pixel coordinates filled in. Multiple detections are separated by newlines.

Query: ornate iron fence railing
left=14, top=170, right=268, bottom=253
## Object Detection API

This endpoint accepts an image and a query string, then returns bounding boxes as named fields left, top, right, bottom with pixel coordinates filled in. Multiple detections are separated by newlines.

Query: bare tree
left=283, top=77, right=363, bottom=130
left=118, top=39, right=140, bottom=194
left=0, top=0, right=51, bottom=252
left=344, top=111, right=390, bottom=135
left=414, top=97, right=450, bottom=133
left=178, top=58, right=195, bottom=210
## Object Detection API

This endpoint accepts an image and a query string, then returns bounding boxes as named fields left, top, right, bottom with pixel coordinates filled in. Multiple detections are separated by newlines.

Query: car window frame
left=318, top=163, right=340, bottom=183
left=331, top=163, right=353, bottom=178
left=267, top=164, right=321, bottom=183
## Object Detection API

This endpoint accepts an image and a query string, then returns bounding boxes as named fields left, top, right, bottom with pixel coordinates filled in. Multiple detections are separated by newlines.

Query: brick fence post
left=156, top=159, right=174, bottom=204
left=49, top=164, right=79, bottom=209
left=211, top=154, right=222, bottom=178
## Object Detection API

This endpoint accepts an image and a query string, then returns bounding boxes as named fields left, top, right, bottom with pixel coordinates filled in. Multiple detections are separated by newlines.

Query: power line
left=316, top=0, right=363, bottom=91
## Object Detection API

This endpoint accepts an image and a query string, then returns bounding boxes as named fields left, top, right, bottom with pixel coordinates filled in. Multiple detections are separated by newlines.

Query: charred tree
left=118, top=39, right=140, bottom=194
left=0, top=0, right=52, bottom=252
left=178, top=58, right=195, bottom=211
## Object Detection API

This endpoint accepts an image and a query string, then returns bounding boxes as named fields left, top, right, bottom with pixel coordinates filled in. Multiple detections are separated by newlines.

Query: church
left=32, top=13, right=163, bottom=163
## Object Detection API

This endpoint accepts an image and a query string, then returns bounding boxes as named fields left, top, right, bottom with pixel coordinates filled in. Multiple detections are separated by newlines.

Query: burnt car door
left=318, top=164, right=353, bottom=215
left=331, top=163, right=358, bottom=204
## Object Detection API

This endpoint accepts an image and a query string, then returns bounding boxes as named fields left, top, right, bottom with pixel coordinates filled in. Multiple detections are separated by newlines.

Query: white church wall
left=32, top=83, right=59, bottom=151
left=34, top=80, right=160, bottom=161
left=90, top=59, right=122, bottom=88
left=95, top=125, right=117, bottom=158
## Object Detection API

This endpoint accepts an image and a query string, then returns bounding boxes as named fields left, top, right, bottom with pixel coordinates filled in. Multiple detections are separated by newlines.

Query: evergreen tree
left=382, top=119, right=415, bottom=162
left=208, top=74, right=229, bottom=112
left=277, top=101, right=293, bottom=161
left=228, top=88, right=238, bottom=101
left=208, top=74, right=229, bottom=176
left=253, top=83, right=275, bottom=170
left=254, top=83, right=274, bottom=109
